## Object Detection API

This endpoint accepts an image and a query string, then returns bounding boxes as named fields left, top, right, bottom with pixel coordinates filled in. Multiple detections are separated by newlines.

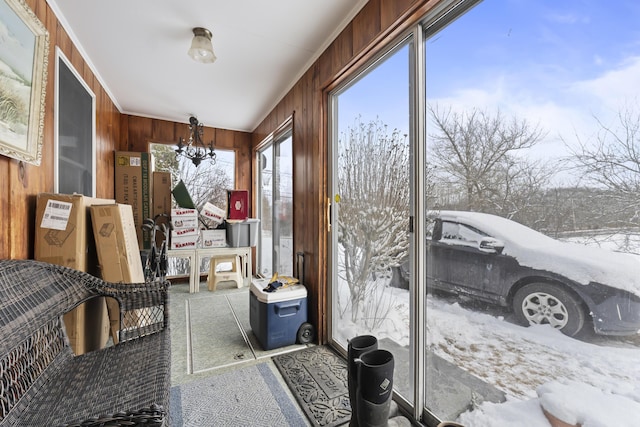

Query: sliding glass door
left=331, top=1, right=640, bottom=425
left=422, top=0, right=640, bottom=425
left=329, top=38, right=415, bottom=404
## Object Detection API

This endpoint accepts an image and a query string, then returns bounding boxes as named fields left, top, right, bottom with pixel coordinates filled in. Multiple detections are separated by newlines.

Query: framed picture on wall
left=0, top=0, right=49, bottom=166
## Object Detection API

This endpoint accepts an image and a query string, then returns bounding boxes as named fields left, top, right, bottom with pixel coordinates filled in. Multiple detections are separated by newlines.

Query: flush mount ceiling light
left=188, top=27, right=216, bottom=64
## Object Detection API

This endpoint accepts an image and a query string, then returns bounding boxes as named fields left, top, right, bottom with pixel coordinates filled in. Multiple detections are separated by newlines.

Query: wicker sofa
left=0, top=259, right=171, bottom=426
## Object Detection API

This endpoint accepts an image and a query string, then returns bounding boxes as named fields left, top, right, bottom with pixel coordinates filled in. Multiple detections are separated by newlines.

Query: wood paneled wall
left=119, top=115, right=252, bottom=195
left=251, top=0, right=434, bottom=343
left=0, top=2, right=252, bottom=261
left=0, top=0, right=121, bottom=260
left=2, top=0, right=436, bottom=345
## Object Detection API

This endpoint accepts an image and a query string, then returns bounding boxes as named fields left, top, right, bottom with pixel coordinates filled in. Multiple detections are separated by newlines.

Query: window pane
left=257, top=129, right=293, bottom=277
left=150, top=143, right=235, bottom=276
left=259, top=146, right=274, bottom=277
left=425, top=1, right=640, bottom=425
left=331, top=42, right=413, bottom=402
left=57, top=58, right=94, bottom=196
left=275, top=134, right=293, bottom=275
left=151, top=144, right=234, bottom=208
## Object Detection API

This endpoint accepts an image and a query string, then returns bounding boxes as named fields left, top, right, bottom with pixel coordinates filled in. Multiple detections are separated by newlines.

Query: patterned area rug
left=273, top=346, right=351, bottom=427
left=170, top=362, right=307, bottom=426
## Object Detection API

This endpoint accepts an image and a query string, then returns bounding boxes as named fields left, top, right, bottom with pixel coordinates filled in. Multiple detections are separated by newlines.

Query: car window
left=441, top=221, right=489, bottom=247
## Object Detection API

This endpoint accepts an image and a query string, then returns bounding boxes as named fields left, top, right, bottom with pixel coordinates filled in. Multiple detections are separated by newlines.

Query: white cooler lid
left=250, top=278, right=307, bottom=303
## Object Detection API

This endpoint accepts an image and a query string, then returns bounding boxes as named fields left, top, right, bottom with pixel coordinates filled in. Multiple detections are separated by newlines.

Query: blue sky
left=337, top=0, right=640, bottom=167
left=428, top=0, right=640, bottom=91
left=336, top=44, right=409, bottom=137
left=426, top=0, right=640, bottom=157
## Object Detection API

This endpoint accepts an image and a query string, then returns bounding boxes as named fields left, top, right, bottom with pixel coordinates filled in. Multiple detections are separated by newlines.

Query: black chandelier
left=175, top=116, right=216, bottom=167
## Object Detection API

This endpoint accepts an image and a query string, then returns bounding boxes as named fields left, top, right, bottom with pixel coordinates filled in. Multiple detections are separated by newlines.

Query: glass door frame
left=325, top=2, right=481, bottom=423
left=327, top=26, right=426, bottom=420
left=256, top=116, right=294, bottom=277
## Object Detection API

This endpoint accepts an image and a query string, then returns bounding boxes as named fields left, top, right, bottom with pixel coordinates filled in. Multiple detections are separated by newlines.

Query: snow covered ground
left=428, top=294, right=640, bottom=426
left=336, top=283, right=640, bottom=426
left=334, top=227, right=640, bottom=427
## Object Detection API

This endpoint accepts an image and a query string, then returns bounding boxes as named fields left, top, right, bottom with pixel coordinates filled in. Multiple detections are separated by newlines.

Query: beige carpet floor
left=168, top=278, right=310, bottom=384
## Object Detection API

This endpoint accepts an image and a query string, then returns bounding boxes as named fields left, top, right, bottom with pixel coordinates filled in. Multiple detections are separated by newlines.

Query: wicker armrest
left=95, top=279, right=170, bottom=342
left=0, top=260, right=171, bottom=426
left=96, top=279, right=170, bottom=311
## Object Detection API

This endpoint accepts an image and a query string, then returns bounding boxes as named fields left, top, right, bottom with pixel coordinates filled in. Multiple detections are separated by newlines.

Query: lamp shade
left=188, top=27, right=216, bottom=64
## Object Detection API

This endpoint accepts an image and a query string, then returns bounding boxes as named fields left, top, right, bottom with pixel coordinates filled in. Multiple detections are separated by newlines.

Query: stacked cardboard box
left=114, top=151, right=152, bottom=250
left=91, top=204, right=145, bottom=283
left=201, top=202, right=225, bottom=227
left=200, top=229, right=227, bottom=248
left=170, top=208, right=199, bottom=249
left=90, top=203, right=146, bottom=343
left=34, top=193, right=113, bottom=355
left=152, top=171, right=172, bottom=247
left=152, top=171, right=172, bottom=219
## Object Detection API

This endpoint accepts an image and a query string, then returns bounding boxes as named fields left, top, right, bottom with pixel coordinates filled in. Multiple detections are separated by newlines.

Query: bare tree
left=337, top=117, right=409, bottom=322
left=428, top=104, right=551, bottom=219
left=558, top=104, right=640, bottom=233
left=151, top=143, right=231, bottom=211
left=565, top=106, right=640, bottom=220
left=178, top=160, right=230, bottom=209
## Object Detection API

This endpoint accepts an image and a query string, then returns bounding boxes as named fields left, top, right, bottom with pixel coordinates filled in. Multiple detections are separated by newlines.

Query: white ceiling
left=47, top=0, right=368, bottom=132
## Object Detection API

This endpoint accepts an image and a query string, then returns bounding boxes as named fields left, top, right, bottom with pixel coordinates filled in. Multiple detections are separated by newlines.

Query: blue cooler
left=250, top=278, right=310, bottom=350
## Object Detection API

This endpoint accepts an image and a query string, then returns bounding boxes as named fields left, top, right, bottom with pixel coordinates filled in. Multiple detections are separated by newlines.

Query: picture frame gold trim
left=0, top=0, right=49, bottom=166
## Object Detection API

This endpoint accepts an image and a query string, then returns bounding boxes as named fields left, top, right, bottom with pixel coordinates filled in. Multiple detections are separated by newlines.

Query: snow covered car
left=426, top=210, right=640, bottom=337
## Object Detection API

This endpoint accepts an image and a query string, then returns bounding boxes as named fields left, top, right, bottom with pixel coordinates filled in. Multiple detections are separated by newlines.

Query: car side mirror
left=479, top=237, right=504, bottom=254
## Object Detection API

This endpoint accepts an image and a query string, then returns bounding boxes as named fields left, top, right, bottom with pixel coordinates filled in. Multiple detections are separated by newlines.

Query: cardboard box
left=171, top=208, right=199, bottom=229
left=35, top=193, right=111, bottom=271
left=172, top=207, right=198, bottom=217
left=201, top=229, right=227, bottom=248
left=152, top=171, right=173, bottom=247
left=35, top=193, right=113, bottom=355
left=227, top=190, right=249, bottom=220
left=91, top=204, right=146, bottom=342
left=153, top=171, right=172, bottom=219
left=170, top=230, right=199, bottom=250
left=114, top=151, right=152, bottom=250
left=172, top=226, right=199, bottom=237
left=201, top=202, right=225, bottom=226
left=91, top=204, right=145, bottom=283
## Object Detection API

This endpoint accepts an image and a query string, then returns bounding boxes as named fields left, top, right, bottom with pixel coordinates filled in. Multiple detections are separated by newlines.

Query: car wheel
left=512, top=283, right=586, bottom=337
